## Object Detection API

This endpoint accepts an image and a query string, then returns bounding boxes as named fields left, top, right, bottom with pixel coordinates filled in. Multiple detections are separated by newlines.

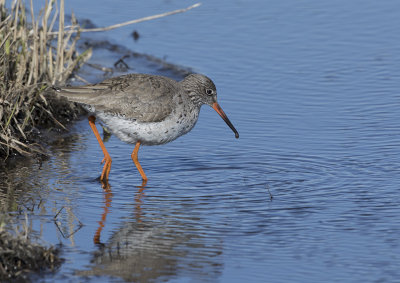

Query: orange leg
left=88, top=116, right=112, bottom=181
left=131, top=141, right=148, bottom=183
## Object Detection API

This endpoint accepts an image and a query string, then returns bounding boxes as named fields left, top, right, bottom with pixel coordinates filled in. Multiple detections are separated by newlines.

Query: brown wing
left=54, top=74, right=177, bottom=123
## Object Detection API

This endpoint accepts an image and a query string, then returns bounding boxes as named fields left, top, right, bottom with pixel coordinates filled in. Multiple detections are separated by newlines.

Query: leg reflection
left=93, top=187, right=113, bottom=245
left=135, top=180, right=147, bottom=223
left=93, top=180, right=147, bottom=244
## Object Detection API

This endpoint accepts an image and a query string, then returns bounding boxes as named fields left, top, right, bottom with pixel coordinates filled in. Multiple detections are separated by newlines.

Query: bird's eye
left=206, top=89, right=213, bottom=96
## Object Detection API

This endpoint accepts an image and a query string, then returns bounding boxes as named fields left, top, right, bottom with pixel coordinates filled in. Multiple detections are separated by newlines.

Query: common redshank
left=53, top=73, right=239, bottom=183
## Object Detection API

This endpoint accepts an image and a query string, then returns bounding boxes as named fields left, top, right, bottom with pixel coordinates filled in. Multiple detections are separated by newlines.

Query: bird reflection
left=82, top=179, right=223, bottom=282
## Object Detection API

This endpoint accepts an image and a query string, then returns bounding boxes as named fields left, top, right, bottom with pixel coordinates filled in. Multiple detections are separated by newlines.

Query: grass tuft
left=0, top=0, right=91, bottom=158
left=0, top=214, right=63, bottom=281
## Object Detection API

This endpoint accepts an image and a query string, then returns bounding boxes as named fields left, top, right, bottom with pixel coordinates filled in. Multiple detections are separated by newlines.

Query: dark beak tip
left=235, top=132, right=239, bottom=139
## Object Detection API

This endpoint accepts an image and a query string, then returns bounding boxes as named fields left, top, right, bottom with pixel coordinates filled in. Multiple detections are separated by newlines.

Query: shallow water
left=2, top=0, right=400, bottom=282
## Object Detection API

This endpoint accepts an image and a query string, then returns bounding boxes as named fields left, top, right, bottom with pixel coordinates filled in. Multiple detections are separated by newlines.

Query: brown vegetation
left=0, top=217, right=62, bottom=281
left=0, top=0, right=90, bottom=158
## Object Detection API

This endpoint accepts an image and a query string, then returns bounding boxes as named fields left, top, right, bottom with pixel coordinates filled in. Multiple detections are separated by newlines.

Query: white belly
left=95, top=110, right=199, bottom=146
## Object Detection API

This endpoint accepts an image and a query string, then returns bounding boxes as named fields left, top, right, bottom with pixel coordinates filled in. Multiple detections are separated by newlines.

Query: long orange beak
left=212, top=102, right=239, bottom=139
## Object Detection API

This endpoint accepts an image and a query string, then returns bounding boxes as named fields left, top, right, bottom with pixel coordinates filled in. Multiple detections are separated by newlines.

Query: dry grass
left=0, top=0, right=91, bottom=158
left=0, top=214, right=62, bottom=281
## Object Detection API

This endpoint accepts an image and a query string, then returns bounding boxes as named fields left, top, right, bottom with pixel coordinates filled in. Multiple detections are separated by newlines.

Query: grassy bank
left=0, top=216, right=62, bottom=281
left=0, top=0, right=87, bottom=279
left=0, top=0, right=90, bottom=158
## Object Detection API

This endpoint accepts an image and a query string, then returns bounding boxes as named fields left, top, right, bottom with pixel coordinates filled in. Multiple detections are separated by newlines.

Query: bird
left=53, top=73, right=239, bottom=184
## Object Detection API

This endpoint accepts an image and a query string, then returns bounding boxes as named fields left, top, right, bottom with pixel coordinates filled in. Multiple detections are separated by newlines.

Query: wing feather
left=54, top=74, right=177, bottom=123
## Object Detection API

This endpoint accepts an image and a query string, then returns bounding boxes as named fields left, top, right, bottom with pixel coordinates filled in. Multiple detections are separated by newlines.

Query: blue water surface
left=2, top=0, right=400, bottom=282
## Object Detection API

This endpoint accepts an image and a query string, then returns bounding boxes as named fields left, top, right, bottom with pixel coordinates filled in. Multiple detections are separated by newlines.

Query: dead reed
left=0, top=0, right=91, bottom=158
left=0, top=215, right=62, bottom=281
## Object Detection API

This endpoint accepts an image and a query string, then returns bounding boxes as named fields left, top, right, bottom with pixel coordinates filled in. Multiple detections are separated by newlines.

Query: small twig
left=53, top=206, right=84, bottom=239
left=0, top=14, right=12, bottom=29
left=86, top=62, right=114, bottom=73
left=114, top=57, right=130, bottom=71
left=73, top=74, right=91, bottom=84
left=54, top=207, right=64, bottom=220
left=37, top=199, right=43, bottom=209
left=0, top=31, right=10, bottom=50
left=24, top=212, right=29, bottom=240
left=266, top=183, right=273, bottom=201
left=48, top=3, right=201, bottom=35
left=36, top=103, right=68, bottom=131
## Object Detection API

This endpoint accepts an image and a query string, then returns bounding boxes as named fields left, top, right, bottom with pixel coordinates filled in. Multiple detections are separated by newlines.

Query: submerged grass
left=0, top=2, right=83, bottom=279
left=0, top=215, right=62, bottom=281
left=0, top=0, right=90, bottom=158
